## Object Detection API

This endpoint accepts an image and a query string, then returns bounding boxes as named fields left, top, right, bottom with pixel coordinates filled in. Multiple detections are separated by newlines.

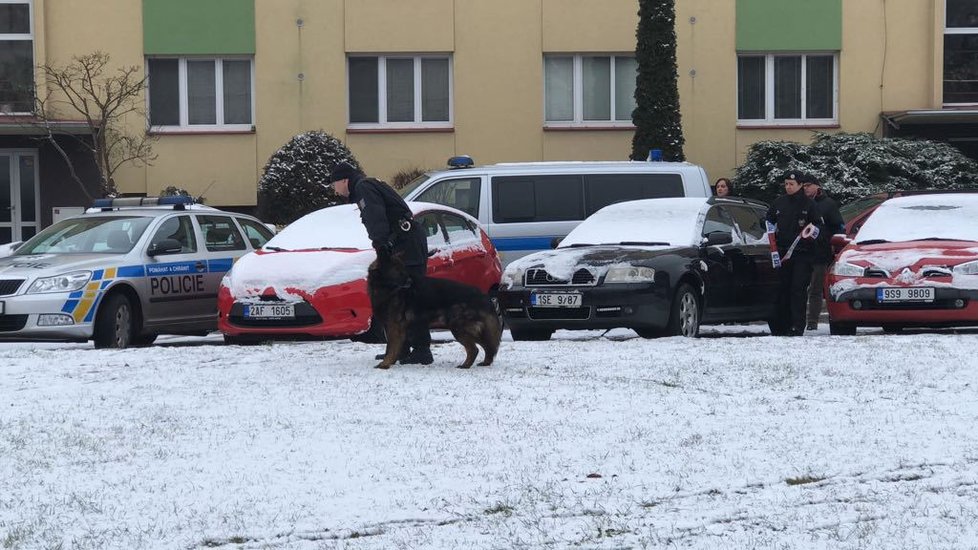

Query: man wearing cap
left=801, top=173, right=844, bottom=331
left=328, top=161, right=433, bottom=365
left=765, top=171, right=822, bottom=336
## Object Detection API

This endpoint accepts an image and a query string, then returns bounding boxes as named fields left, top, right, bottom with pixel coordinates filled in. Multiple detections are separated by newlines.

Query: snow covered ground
left=2, top=325, right=978, bottom=549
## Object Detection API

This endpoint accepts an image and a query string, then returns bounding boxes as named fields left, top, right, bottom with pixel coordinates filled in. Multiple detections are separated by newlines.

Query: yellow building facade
left=0, top=0, right=975, bottom=241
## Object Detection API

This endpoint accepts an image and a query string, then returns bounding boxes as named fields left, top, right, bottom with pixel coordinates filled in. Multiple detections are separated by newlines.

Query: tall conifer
left=631, top=0, right=685, bottom=162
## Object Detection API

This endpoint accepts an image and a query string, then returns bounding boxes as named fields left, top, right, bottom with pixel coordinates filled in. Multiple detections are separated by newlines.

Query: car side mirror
left=147, top=238, right=183, bottom=257
left=550, top=237, right=563, bottom=249
left=830, top=234, right=852, bottom=255
left=703, top=231, right=733, bottom=246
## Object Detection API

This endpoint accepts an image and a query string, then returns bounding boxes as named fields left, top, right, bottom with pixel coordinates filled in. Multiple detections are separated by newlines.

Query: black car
left=497, top=197, right=779, bottom=340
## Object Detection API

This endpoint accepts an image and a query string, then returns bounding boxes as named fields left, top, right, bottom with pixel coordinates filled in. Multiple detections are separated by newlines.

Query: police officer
left=328, top=161, right=433, bottom=364
left=766, top=171, right=822, bottom=336
left=800, top=173, right=844, bottom=331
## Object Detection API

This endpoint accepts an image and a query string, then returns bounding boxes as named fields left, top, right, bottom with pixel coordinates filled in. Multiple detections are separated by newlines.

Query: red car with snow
left=825, top=193, right=978, bottom=335
left=218, top=202, right=502, bottom=343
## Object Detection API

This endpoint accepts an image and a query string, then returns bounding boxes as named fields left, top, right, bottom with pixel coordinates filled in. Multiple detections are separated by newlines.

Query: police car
left=0, top=196, right=274, bottom=348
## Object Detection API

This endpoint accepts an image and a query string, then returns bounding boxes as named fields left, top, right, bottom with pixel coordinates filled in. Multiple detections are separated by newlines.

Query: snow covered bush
left=258, top=131, right=361, bottom=225
left=390, top=167, right=428, bottom=190
left=734, top=132, right=978, bottom=205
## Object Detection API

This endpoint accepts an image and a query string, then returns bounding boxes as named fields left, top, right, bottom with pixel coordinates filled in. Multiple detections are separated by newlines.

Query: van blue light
left=447, top=155, right=474, bottom=169
left=93, top=196, right=194, bottom=209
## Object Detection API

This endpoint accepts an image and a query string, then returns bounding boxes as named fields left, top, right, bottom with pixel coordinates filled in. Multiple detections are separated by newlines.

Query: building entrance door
left=0, top=150, right=39, bottom=244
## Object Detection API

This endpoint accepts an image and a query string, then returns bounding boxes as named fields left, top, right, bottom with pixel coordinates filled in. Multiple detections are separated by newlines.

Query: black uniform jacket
left=348, top=174, right=428, bottom=267
left=765, top=192, right=822, bottom=258
left=812, top=192, right=844, bottom=263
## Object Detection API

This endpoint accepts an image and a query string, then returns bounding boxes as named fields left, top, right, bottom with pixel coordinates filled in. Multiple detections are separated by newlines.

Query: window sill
left=544, top=124, right=635, bottom=131
left=346, top=127, right=454, bottom=134
left=736, top=123, right=840, bottom=130
left=148, top=127, right=256, bottom=136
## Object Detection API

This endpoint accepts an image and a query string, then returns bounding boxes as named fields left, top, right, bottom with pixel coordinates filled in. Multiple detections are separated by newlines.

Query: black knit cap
left=798, top=172, right=820, bottom=186
left=327, top=161, right=358, bottom=183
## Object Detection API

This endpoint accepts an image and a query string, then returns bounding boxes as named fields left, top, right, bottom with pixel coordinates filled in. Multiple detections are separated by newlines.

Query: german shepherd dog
left=367, top=250, right=502, bottom=369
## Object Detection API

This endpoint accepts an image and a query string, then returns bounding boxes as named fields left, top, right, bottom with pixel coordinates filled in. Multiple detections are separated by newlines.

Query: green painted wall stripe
left=143, top=0, right=255, bottom=55
left=736, top=0, right=841, bottom=51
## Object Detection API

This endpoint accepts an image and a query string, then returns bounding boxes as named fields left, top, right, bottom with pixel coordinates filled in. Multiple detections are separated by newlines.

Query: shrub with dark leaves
left=734, top=132, right=978, bottom=205
left=258, top=131, right=361, bottom=225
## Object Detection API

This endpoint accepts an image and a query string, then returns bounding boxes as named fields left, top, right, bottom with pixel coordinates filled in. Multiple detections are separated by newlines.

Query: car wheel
left=882, top=324, right=903, bottom=334
left=93, top=293, right=134, bottom=349
left=510, top=327, right=554, bottom=341
left=131, top=333, right=157, bottom=347
left=666, top=284, right=700, bottom=337
left=767, top=318, right=789, bottom=336
left=350, top=316, right=386, bottom=344
left=829, top=321, right=857, bottom=336
left=634, top=327, right=663, bottom=339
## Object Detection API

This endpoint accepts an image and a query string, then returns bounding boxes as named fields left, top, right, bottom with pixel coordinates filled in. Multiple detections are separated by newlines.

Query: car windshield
left=559, top=198, right=705, bottom=248
left=263, top=204, right=373, bottom=251
left=839, top=195, right=886, bottom=222
left=396, top=173, right=432, bottom=198
left=855, top=195, right=978, bottom=243
left=15, top=216, right=154, bottom=255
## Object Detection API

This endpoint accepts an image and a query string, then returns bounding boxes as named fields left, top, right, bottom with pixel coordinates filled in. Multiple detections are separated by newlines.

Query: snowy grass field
left=3, top=326, right=978, bottom=549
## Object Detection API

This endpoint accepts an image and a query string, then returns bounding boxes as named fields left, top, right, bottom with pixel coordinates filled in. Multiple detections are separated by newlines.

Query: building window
left=147, top=57, right=253, bottom=130
left=737, top=53, right=837, bottom=125
left=348, top=55, right=452, bottom=128
left=945, top=0, right=978, bottom=105
left=0, top=0, right=33, bottom=114
left=544, top=55, right=636, bottom=127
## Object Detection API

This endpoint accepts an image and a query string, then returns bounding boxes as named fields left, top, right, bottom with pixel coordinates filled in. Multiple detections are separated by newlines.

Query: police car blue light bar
left=447, top=155, right=474, bottom=169
left=92, top=196, right=194, bottom=209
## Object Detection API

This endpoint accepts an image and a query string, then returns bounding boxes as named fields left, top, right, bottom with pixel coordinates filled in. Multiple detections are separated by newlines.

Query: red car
left=825, top=193, right=978, bottom=335
left=218, top=202, right=502, bottom=343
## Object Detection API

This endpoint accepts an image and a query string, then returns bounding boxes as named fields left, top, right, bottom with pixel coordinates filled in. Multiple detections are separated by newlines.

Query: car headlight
left=500, top=266, right=525, bottom=289
left=831, top=262, right=865, bottom=277
left=27, top=271, right=92, bottom=294
left=953, top=260, right=978, bottom=275
left=605, top=266, right=655, bottom=284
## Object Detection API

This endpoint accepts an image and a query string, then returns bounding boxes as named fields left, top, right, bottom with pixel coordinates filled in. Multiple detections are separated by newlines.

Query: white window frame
left=736, top=52, right=839, bottom=127
left=0, top=0, right=34, bottom=116
left=943, top=1, right=978, bottom=106
left=146, top=57, right=255, bottom=132
left=543, top=54, right=636, bottom=128
left=346, top=54, right=454, bottom=130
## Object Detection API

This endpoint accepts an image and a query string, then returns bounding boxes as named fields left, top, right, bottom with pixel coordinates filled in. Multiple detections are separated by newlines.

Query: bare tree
left=32, top=51, right=156, bottom=199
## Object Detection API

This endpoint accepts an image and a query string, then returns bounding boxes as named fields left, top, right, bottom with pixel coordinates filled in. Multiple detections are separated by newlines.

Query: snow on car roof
left=265, top=204, right=373, bottom=251
left=855, top=193, right=978, bottom=243
left=264, top=202, right=473, bottom=252
left=559, top=197, right=708, bottom=248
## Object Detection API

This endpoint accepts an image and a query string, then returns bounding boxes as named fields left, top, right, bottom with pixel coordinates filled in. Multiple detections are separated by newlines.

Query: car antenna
left=193, top=180, right=218, bottom=204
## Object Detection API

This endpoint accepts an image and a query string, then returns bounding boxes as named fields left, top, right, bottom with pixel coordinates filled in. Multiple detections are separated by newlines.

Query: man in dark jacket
left=765, top=171, right=822, bottom=336
left=328, top=161, right=433, bottom=364
left=801, top=173, right=845, bottom=331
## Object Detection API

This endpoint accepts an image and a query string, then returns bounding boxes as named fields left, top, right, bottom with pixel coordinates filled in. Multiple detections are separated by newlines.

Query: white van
left=399, top=157, right=713, bottom=266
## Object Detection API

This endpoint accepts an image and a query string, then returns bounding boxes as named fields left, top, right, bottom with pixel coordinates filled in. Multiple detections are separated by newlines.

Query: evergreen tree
left=257, top=131, right=361, bottom=225
left=630, top=0, right=685, bottom=162
left=734, top=132, right=978, bottom=205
